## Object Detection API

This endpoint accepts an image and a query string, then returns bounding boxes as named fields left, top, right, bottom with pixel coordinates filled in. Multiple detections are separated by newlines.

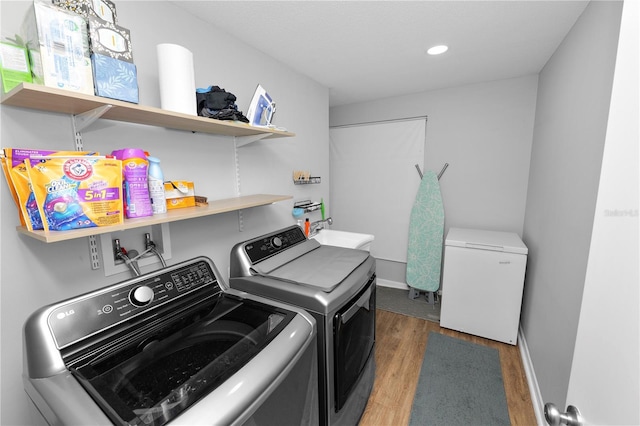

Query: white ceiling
left=173, top=1, right=589, bottom=107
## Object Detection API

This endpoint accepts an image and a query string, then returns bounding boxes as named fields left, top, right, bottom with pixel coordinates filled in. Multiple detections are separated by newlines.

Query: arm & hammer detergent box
left=21, top=0, right=94, bottom=95
left=26, top=155, right=123, bottom=231
left=164, top=181, right=195, bottom=210
left=1, top=148, right=94, bottom=230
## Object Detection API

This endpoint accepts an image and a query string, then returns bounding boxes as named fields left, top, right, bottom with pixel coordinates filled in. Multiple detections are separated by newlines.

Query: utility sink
left=310, top=230, right=375, bottom=252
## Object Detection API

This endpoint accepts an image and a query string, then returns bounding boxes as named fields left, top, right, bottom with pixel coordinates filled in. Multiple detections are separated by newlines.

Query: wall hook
left=415, top=163, right=449, bottom=181
left=437, top=163, right=449, bottom=180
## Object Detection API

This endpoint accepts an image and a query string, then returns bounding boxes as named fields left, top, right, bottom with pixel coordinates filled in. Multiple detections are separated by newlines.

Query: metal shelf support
left=70, top=107, right=113, bottom=269
left=233, top=137, right=244, bottom=231
left=234, top=133, right=273, bottom=148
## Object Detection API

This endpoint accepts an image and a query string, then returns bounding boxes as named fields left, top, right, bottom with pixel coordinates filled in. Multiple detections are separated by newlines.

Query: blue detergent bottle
left=147, top=156, right=167, bottom=214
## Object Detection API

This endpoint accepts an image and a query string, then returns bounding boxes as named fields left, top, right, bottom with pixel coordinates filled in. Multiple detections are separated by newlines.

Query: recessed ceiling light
left=427, top=45, right=448, bottom=55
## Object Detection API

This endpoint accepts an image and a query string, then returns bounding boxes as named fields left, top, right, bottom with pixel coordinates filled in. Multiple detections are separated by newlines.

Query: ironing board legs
left=408, top=287, right=421, bottom=300
left=408, top=288, right=438, bottom=305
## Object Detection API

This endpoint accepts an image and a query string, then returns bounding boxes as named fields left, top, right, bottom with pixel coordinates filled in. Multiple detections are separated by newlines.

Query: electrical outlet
left=100, top=223, right=172, bottom=277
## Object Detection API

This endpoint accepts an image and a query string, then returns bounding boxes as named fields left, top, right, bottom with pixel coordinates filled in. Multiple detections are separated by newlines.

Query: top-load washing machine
left=229, top=225, right=377, bottom=426
left=23, top=256, right=318, bottom=425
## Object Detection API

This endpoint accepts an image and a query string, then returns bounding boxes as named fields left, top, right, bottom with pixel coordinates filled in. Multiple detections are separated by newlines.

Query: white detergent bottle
left=147, top=156, right=167, bottom=214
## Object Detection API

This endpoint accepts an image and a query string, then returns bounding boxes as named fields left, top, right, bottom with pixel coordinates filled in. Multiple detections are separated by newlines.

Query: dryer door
left=333, top=275, right=376, bottom=411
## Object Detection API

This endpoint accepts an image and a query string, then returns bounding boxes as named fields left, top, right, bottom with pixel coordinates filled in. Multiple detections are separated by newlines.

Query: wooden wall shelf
left=3, top=84, right=295, bottom=247
left=16, top=194, right=292, bottom=243
left=1, top=83, right=295, bottom=138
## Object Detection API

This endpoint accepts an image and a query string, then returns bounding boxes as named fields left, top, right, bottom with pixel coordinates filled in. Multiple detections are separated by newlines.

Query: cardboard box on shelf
left=88, top=16, right=132, bottom=62
left=21, top=0, right=94, bottom=95
left=164, top=181, right=196, bottom=210
left=52, top=0, right=117, bottom=24
left=0, top=42, right=33, bottom=93
left=88, top=16, right=138, bottom=103
left=91, top=53, right=138, bottom=102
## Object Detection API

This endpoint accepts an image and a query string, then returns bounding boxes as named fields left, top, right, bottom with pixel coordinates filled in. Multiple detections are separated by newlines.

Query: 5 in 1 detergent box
left=26, top=156, right=123, bottom=231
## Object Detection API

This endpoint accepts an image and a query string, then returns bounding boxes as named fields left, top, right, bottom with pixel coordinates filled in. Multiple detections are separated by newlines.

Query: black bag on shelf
left=196, top=86, right=249, bottom=122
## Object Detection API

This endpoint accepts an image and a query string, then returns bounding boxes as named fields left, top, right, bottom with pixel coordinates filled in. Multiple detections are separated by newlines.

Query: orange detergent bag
left=26, top=156, right=123, bottom=231
left=2, top=149, right=95, bottom=231
left=1, top=152, right=26, bottom=226
left=9, top=162, right=38, bottom=230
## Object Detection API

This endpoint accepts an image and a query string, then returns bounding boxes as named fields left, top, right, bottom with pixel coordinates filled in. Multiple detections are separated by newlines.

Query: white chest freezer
left=440, top=227, right=528, bottom=345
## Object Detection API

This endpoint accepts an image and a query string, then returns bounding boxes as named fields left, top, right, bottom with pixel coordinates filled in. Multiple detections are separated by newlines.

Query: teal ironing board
left=406, top=170, right=444, bottom=301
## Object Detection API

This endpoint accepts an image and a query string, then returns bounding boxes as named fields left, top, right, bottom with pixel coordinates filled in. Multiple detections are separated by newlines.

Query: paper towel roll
left=157, top=43, right=196, bottom=115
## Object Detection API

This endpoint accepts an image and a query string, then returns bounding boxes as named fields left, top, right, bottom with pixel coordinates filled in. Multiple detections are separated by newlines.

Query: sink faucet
left=310, top=217, right=333, bottom=236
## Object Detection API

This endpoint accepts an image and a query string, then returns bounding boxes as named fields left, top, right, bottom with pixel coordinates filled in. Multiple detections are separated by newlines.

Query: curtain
left=329, top=118, right=426, bottom=262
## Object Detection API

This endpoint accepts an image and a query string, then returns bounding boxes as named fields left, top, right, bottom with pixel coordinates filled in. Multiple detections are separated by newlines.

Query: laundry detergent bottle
left=112, top=148, right=153, bottom=218
left=147, top=155, right=167, bottom=214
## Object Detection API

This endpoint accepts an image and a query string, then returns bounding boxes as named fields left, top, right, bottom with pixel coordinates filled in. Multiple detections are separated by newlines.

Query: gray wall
left=0, top=2, right=329, bottom=424
left=521, top=0, right=622, bottom=409
left=330, top=76, right=538, bottom=285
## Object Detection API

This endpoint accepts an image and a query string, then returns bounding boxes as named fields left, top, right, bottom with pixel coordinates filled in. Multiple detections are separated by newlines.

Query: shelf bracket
left=231, top=132, right=277, bottom=229
left=233, top=137, right=244, bottom=231
left=234, top=133, right=273, bottom=148
left=89, top=235, right=101, bottom=270
left=72, top=105, right=113, bottom=133
left=71, top=105, right=113, bottom=150
left=70, top=106, right=112, bottom=268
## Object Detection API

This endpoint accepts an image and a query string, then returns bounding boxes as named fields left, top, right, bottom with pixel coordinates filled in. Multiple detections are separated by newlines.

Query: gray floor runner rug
left=409, top=332, right=510, bottom=426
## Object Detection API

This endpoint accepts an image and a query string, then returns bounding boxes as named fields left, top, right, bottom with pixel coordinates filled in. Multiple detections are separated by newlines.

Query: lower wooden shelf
left=16, top=194, right=292, bottom=243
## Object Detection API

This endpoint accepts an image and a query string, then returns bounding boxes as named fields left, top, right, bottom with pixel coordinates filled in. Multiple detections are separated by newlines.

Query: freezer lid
left=445, top=227, right=528, bottom=255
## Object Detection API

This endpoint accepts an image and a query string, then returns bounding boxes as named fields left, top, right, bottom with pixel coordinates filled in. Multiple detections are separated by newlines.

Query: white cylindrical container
left=147, top=156, right=167, bottom=215
left=156, top=43, right=196, bottom=115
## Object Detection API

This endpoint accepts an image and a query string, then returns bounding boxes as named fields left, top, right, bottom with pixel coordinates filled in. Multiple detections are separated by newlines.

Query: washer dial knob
left=130, top=286, right=154, bottom=307
left=271, top=236, right=283, bottom=248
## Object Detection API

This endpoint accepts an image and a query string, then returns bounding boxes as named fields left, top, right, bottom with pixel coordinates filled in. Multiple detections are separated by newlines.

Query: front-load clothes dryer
left=23, top=256, right=318, bottom=426
left=229, top=225, right=376, bottom=426
left=440, top=227, right=528, bottom=345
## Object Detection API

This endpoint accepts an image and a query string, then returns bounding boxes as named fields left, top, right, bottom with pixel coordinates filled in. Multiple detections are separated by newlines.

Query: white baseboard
left=376, top=278, right=409, bottom=289
left=518, top=325, right=545, bottom=426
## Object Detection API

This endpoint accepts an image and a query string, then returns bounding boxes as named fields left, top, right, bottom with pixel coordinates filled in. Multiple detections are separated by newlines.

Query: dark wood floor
left=359, top=309, right=537, bottom=426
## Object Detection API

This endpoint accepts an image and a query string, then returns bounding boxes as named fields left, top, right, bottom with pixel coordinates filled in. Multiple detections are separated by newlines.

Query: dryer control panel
left=47, top=258, right=220, bottom=349
left=243, top=225, right=307, bottom=263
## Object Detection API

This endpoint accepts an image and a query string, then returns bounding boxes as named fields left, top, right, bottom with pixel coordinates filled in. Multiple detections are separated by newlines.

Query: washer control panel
left=243, top=225, right=307, bottom=264
left=48, top=258, right=219, bottom=349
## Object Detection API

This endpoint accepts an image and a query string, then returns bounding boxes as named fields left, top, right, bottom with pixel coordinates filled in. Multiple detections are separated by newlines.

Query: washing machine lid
left=69, top=295, right=298, bottom=426
left=251, top=245, right=370, bottom=292
left=445, top=227, right=528, bottom=255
